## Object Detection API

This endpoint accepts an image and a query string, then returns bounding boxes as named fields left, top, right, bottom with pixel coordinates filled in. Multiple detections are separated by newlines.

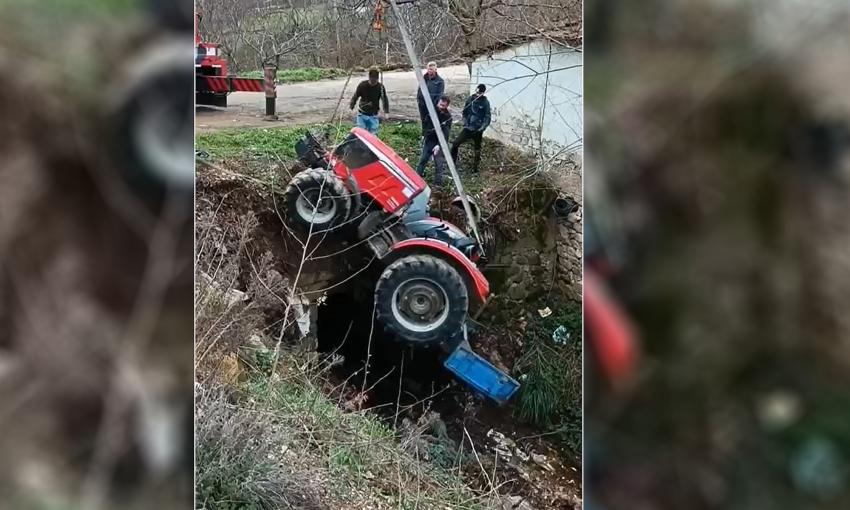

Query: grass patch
left=196, top=126, right=307, bottom=161
left=196, top=365, right=488, bottom=510
left=238, top=67, right=348, bottom=83
left=514, top=297, right=582, bottom=454
left=196, top=121, right=539, bottom=198
left=196, top=122, right=423, bottom=162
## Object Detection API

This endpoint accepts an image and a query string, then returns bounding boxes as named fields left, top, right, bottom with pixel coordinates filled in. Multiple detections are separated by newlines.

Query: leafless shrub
left=196, top=0, right=581, bottom=72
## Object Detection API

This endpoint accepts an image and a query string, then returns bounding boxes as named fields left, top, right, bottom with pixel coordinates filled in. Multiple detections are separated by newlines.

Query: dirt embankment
left=196, top=146, right=582, bottom=509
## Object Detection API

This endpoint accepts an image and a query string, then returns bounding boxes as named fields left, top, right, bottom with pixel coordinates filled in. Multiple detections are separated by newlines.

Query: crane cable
left=387, top=0, right=484, bottom=252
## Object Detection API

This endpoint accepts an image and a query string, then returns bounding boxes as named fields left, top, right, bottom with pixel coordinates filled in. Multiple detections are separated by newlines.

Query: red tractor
left=285, top=127, right=489, bottom=345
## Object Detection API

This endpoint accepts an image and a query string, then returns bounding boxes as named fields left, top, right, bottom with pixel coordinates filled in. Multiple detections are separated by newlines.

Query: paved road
left=196, top=65, right=471, bottom=132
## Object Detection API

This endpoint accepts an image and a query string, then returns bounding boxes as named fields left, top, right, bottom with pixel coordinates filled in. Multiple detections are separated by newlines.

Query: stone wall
left=485, top=198, right=582, bottom=303
left=556, top=204, right=582, bottom=302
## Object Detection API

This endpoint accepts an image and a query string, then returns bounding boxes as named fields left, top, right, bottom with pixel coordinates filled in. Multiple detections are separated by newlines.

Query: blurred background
left=585, top=0, right=850, bottom=509
left=0, top=0, right=193, bottom=509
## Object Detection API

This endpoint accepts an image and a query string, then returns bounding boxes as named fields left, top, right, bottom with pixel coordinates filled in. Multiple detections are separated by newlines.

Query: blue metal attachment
left=443, top=344, right=520, bottom=404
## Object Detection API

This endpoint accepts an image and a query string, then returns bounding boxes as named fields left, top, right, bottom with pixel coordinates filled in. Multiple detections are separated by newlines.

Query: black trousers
left=450, top=128, right=483, bottom=172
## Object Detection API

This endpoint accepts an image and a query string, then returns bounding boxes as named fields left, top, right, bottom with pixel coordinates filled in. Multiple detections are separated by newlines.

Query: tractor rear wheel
left=375, top=255, right=469, bottom=345
left=283, top=169, right=351, bottom=232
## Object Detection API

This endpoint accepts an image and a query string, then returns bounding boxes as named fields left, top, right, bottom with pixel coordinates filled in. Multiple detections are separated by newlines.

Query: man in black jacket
left=416, top=96, right=452, bottom=186
left=416, top=61, right=445, bottom=125
left=349, top=68, right=389, bottom=134
left=451, top=84, right=491, bottom=173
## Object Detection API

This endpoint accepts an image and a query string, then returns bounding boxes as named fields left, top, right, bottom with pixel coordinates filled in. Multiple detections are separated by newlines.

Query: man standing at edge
left=451, top=84, right=491, bottom=173
left=416, top=61, right=444, bottom=126
left=416, top=95, right=453, bottom=187
left=350, top=68, right=389, bottom=134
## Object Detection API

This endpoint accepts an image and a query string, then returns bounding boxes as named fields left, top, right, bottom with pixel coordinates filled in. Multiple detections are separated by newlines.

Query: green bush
left=239, top=67, right=348, bottom=83
left=514, top=298, right=582, bottom=453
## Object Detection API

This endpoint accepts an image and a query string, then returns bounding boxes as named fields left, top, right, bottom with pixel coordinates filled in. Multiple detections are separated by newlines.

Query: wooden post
left=263, top=66, right=278, bottom=120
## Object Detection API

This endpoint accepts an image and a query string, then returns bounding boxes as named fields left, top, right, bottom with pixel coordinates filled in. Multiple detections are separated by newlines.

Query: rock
left=527, top=252, right=541, bottom=265
left=756, top=390, right=803, bottom=430
left=508, top=282, right=528, bottom=300
left=500, top=495, right=523, bottom=510
left=245, top=334, right=265, bottom=350
left=291, top=298, right=312, bottom=339
left=514, top=447, right=530, bottom=462
left=529, top=451, right=555, bottom=472
left=265, top=268, right=285, bottom=286
left=500, top=495, right=535, bottom=510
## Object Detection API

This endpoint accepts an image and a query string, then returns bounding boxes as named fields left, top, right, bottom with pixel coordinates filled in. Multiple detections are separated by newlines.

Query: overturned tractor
left=283, top=128, right=518, bottom=403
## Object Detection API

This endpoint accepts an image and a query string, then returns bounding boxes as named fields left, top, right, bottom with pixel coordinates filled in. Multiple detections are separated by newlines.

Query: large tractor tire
left=283, top=169, right=351, bottom=232
left=375, top=255, right=469, bottom=345
left=112, top=38, right=193, bottom=207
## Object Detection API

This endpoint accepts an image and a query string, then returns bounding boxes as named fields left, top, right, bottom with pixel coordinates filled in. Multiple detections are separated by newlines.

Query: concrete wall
left=470, top=40, right=582, bottom=161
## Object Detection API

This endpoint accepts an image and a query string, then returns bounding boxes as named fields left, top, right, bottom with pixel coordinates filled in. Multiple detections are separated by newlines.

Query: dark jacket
left=416, top=73, right=445, bottom=107
left=422, top=108, right=453, bottom=141
left=462, top=94, right=491, bottom=132
left=350, top=80, right=389, bottom=116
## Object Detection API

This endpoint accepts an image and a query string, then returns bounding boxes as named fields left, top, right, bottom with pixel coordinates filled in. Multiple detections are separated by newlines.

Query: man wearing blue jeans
left=416, top=96, right=452, bottom=186
left=349, top=68, right=388, bottom=134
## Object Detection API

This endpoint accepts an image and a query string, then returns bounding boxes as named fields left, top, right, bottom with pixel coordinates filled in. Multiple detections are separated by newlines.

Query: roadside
left=196, top=64, right=471, bottom=132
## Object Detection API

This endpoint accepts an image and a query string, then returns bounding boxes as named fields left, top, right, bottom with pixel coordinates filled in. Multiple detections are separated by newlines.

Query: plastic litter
left=552, top=325, right=571, bottom=345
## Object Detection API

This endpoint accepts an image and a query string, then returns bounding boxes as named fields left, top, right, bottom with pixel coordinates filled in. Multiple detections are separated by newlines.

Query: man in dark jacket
left=416, top=96, right=452, bottom=186
left=451, top=84, right=491, bottom=173
left=416, top=61, right=445, bottom=125
left=349, top=68, right=389, bottom=134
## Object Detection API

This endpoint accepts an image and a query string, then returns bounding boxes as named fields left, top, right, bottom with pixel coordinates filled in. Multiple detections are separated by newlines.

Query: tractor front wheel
left=375, top=255, right=469, bottom=345
left=283, top=169, right=351, bottom=233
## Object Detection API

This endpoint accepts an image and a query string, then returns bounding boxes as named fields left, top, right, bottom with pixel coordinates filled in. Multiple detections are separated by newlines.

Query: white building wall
left=470, top=40, right=582, bottom=162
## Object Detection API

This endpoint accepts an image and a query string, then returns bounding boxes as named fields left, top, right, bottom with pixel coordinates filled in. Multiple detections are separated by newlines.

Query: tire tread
left=375, top=254, right=469, bottom=344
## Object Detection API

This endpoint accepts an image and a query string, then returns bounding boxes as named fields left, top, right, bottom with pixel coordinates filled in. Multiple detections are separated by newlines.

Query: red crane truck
left=195, top=12, right=265, bottom=107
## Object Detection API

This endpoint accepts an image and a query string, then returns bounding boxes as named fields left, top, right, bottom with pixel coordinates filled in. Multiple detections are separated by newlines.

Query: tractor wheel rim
left=390, top=277, right=450, bottom=333
left=295, top=188, right=337, bottom=224
left=135, top=95, right=194, bottom=189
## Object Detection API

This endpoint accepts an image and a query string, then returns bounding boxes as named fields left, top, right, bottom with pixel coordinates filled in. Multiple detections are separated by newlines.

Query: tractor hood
left=349, top=127, right=427, bottom=192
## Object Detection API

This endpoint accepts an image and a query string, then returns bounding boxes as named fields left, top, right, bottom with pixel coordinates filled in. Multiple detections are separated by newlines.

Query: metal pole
left=263, top=65, right=278, bottom=120
left=387, top=0, right=484, bottom=252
